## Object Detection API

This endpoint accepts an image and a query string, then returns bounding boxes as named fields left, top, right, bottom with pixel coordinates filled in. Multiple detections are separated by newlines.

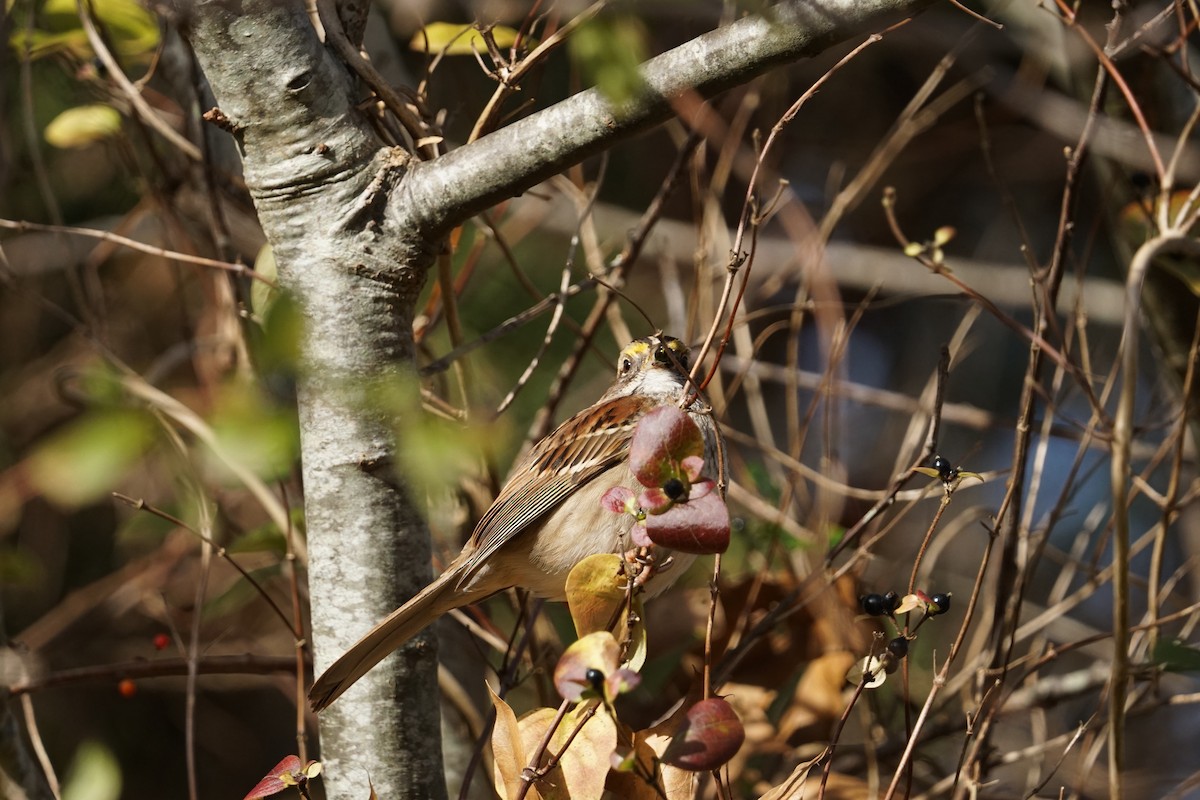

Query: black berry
left=929, top=593, right=951, bottom=615
left=662, top=477, right=687, bottom=501
left=882, top=591, right=900, bottom=614
left=585, top=668, right=605, bottom=693
left=859, top=593, right=887, bottom=616
left=932, top=455, right=958, bottom=483
left=886, top=636, right=909, bottom=660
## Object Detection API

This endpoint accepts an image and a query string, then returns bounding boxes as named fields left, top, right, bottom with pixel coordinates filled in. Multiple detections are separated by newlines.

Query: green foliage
left=374, top=371, right=510, bottom=501
left=207, top=383, right=300, bottom=483
left=9, top=0, right=158, bottom=61
left=229, top=512, right=302, bottom=557
left=568, top=15, right=649, bottom=107
left=61, top=741, right=122, bottom=800
left=1151, top=638, right=1200, bottom=672
left=203, top=563, right=283, bottom=620
left=26, top=408, right=156, bottom=508
left=0, top=545, right=43, bottom=587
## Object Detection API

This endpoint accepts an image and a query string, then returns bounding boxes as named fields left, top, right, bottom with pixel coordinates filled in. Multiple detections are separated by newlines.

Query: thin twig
left=77, top=0, right=201, bottom=161
left=0, top=218, right=270, bottom=283
left=6, top=655, right=301, bottom=696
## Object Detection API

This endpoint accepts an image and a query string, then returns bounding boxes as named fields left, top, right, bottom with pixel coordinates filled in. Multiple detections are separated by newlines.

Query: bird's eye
left=619, top=357, right=633, bottom=375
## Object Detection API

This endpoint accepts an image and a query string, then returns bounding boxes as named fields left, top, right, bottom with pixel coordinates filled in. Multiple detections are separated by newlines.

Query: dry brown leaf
left=513, top=705, right=617, bottom=800
left=490, top=685, right=539, bottom=800
left=720, top=683, right=777, bottom=777
left=759, top=761, right=872, bottom=800
left=778, top=651, right=857, bottom=744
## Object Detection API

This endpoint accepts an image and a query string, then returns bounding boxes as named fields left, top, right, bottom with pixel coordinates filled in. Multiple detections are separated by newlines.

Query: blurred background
left=3, top=0, right=1200, bottom=797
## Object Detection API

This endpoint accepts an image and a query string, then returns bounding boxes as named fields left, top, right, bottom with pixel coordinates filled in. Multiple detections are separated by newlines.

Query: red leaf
left=644, top=491, right=730, bottom=554
left=680, top=455, right=704, bottom=482
left=243, top=755, right=301, bottom=799
left=661, top=698, right=746, bottom=771
left=601, top=486, right=637, bottom=514
left=638, top=486, right=673, bottom=513
left=629, top=406, right=704, bottom=488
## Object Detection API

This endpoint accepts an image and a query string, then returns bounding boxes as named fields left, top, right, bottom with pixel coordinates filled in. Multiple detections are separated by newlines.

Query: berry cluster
left=859, top=591, right=900, bottom=617
left=849, top=589, right=953, bottom=687
left=858, top=590, right=951, bottom=619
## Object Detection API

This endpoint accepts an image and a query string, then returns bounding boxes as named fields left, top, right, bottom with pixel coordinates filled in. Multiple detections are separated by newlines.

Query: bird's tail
left=308, top=569, right=464, bottom=712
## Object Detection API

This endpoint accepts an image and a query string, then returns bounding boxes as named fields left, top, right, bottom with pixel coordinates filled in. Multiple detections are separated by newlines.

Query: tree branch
left=399, top=0, right=937, bottom=238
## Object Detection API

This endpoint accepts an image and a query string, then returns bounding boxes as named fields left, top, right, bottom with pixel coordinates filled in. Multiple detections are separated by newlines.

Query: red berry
left=117, top=679, right=137, bottom=698
left=153, top=633, right=171, bottom=651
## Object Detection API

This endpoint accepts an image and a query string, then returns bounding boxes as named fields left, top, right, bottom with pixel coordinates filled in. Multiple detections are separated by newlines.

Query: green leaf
left=26, top=409, right=155, bottom=508
left=208, top=384, right=300, bottom=483
left=1151, top=638, right=1200, bottom=672
left=255, top=291, right=303, bottom=379
left=9, top=28, right=89, bottom=59
left=0, top=547, right=43, bottom=587
left=11, top=0, right=158, bottom=60
left=44, top=104, right=122, bottom=148
left=569, top=15, right=648, bottom=106
left=62, top=741, right=122, bottom=800
left=229, top=518, right=294, bottom=556
left=203, top=564, right=282, bottom=619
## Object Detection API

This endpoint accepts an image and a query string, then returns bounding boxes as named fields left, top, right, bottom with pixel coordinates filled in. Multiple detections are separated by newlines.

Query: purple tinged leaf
left=629, top=406, right=704, bottom=488
left=638, top=486, right=673, bottom=513
left=644, top=491, right=730, bottom=554
left=601, top=486, right=637, bottom=514
left=681, top=455, right=704, bottom=481
left=243, top=755, right=317, bottom=799
left=606, top=667, right=642, bottom=697
left=553, top=632, right=621, bottom=702
left=661, top=697, right=746, bottom=771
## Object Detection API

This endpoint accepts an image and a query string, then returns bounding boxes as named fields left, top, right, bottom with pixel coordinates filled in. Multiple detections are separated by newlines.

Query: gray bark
left=177, top=0, right=933, bottom=798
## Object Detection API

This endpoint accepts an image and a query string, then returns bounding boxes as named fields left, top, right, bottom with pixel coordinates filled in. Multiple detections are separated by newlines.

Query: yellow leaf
left=44, top=105, right=123, bottom=149
left=565, top=554, right=646, bottom=671
left=410, top=22, right=523, bottom=55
